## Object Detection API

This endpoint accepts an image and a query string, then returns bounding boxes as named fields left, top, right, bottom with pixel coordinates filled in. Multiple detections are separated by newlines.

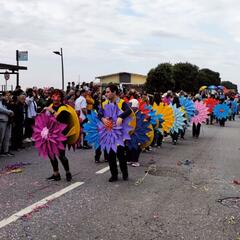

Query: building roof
left=95, top=72, right=146, bottom=79
left=0, top=63, right=27, bottom=71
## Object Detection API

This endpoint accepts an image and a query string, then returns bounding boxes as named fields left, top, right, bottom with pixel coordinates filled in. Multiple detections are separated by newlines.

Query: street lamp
left=53, top=48, right=64, bottom=90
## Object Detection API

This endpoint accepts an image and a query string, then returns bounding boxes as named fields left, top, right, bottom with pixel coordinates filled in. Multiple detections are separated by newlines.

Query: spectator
left=75, top=89, right=91, bottom=149
left=0, top=92, right=14, bottom=156
left=24, top=88, right=37, bottom=143
left=11, top=94, right=26, bottom=150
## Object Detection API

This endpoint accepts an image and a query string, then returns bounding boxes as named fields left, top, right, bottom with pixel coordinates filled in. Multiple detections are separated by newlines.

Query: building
left=95, top=72, right=147, bottom=86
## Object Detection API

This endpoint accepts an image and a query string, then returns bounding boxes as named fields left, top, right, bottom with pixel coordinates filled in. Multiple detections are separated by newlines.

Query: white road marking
left=0, top=182, right=84, bottom=229
left=96, top=166, right=110, bottom=174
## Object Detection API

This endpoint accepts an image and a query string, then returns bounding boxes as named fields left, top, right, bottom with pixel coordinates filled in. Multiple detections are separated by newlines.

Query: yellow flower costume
left=152, top=102, right=174, bottom=133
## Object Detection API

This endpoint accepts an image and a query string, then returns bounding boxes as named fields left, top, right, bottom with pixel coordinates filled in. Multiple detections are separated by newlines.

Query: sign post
left=4, top=71, right=10, bottom=91
left=16, top=50, right=28, bottom=86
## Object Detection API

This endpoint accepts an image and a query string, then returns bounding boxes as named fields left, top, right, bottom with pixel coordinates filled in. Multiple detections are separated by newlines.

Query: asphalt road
left=0, top=117, right=240, bottom=240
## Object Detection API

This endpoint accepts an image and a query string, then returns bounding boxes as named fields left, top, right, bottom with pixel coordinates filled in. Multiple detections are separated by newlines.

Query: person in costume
left=170, top=96, right=181, bottom=144
left=98, top=84, right=132, bottom=182
left=152, top=93, right=163, bottom=147
left=44, top=89, right=75, bottom=181
left=191, top=95, right=208, bottom=139
left=126, top=99, right=141, bottom=167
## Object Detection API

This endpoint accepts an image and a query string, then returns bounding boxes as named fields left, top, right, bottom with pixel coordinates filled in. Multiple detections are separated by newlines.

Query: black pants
left=24, top=118, right=35, bottom=138
left=219, top=118, right=226, bottom=127
left=49, top=148, right=70, bottom=173
left=180, top=127, right=186, bottom=139
left=126, top=147, right=141, bottom=163
left=206, top=114, right=213, bottom=125
left=153, top=131, right=163, bottom=146
left=107, top=146, right=128, bottom=178
left=192, top=123, right=201, bottom=137
left=95, top=146, right=108, bottom=161
left=171, top=131, right=179, bottom=142
left=11, top=124, right=24, bottom=150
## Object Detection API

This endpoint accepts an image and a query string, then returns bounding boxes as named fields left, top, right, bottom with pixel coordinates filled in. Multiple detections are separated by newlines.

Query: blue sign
left=18, top=51, right=28, bottom=61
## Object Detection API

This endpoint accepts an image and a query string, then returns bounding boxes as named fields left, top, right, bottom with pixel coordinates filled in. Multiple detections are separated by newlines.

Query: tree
left=145, top=63, right=174, bottom=94
left=196, top=68, right=221, bottom=87
left=173, top=62, right=199, bottom=93
left=221, top=81, right=238, bottom=92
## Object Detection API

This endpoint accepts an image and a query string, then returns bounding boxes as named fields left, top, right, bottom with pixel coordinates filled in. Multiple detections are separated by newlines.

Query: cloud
left=0, top=0, right=240, bottom=89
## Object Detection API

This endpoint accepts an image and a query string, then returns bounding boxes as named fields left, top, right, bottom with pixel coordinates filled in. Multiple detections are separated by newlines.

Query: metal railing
left=0, top=85, right=14, bottom=92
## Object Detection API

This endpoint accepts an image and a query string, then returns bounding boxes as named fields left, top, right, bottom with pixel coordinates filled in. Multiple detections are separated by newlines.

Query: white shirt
left=26, top=96, right=37, bottom=118
left=75, top=95, right=87, bottom=121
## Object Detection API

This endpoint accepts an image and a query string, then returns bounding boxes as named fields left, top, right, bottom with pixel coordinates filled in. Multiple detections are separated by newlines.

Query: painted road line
left=0, top=182, right=84, bottom=229
left=96, top=166, right=110, bottom=174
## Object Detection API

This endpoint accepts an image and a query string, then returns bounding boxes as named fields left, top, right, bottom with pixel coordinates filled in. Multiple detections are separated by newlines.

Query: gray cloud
left=0, top=0, right=240, bottom=89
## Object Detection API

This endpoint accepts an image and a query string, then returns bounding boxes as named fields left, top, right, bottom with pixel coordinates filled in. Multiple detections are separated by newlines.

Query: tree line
left=145, top=62, right=238, bottom=94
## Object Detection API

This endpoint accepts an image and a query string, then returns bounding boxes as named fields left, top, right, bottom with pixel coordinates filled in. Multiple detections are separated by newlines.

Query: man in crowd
left=0, top=92, right=14, bottom=157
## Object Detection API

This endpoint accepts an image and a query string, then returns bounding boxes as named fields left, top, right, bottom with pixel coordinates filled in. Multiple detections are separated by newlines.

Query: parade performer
left=213, top=100, right=230, bottom=127
left=170, top=101, right=186, bottom=145
left=179, top=96, right=195, bottom=139
left=204, top=96, right=218, bottom=125
left=126, top=99, right=151, bottom=167
left=191, top=100, right=209, bottom=138
left=33, top=89, right=80, bottom=181
left=98, top=84, right=133, bottom=182
left=152, top=102, right=174, bottom=134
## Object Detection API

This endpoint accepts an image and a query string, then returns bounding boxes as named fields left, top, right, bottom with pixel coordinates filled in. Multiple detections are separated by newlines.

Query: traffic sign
left=4, top=71, right=10, bottom=81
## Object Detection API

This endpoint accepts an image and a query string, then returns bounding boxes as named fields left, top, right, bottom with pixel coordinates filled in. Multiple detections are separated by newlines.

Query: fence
left=0, top=85, right=14, bottom=92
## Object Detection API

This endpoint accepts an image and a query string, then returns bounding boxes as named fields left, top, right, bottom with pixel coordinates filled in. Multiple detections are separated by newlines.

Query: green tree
left=197, top=68, right=221, bottom=87
left=145, top=63, right=174, bottom=94
left=221, top=81, right=238, bottom=92
left=173, top=62, right=199, bottom=93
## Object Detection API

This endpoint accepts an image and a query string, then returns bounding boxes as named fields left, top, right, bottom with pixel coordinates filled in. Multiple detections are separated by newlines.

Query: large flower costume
left=204, top=98, right=219, bottom=113
left=126, top=111, right=152, bottom=150
left=84, top=104, right=132, bottom=153
left=191, top=101, right=209, bottom=125
left=170, top=104, right=186, bottom=134
left=152, top=102, right=174, bottom=133
left=83, top=111, right=101, bottom=150
left=213, top=103, right=230, bottom=120
left=179, top=96, right=196, bottom=122
left=33, top=113, right=67, bottom=159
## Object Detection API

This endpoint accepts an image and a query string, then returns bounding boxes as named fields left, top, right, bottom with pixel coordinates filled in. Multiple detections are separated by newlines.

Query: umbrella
left=208, top=85, right=216, bottom=90
left=199, top=86, right=207, bottom=91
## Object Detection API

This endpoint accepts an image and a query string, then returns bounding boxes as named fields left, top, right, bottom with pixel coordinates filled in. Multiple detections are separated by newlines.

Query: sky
left=1, top=0, right=240, bottom=90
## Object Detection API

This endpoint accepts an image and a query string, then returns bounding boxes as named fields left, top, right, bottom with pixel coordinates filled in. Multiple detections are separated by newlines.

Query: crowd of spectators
left=0, top=81, right=239, bottom=158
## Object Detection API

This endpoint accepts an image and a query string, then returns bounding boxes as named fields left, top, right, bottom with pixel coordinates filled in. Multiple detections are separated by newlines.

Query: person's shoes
left=6, top=152, right=14, bottom=157
left=82, top=144, right=92, bottom=149
left=66, top=172, right=72, bottom=182
left=146, top=146, right=152, bottom=152
left=122, top=174, right=128, bottom=181
left=108, top=176, right=118, bottom=182
left=95, top=159, right=101, bottom=163
left=173, top=140, right=177, bottom=145
left=132, top=162, right=140, bottom=167
left=23, top=138, right=32, bottom=143
left=46, top=174, right=61, bottom=181
left=127, top=161, right=132, bottom=165
left=0, top=152, right=14, bottom=157
left=104, top=159, right=108, bottom=162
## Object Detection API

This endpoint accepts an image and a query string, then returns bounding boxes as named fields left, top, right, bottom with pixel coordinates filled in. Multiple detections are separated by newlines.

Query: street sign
left=4, top=71, right=10, bottom=81
left=18, top=51, right=28, bottom=61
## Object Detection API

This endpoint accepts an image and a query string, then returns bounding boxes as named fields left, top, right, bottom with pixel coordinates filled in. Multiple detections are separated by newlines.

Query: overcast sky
left=1, top=0, right=240, bottom=89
